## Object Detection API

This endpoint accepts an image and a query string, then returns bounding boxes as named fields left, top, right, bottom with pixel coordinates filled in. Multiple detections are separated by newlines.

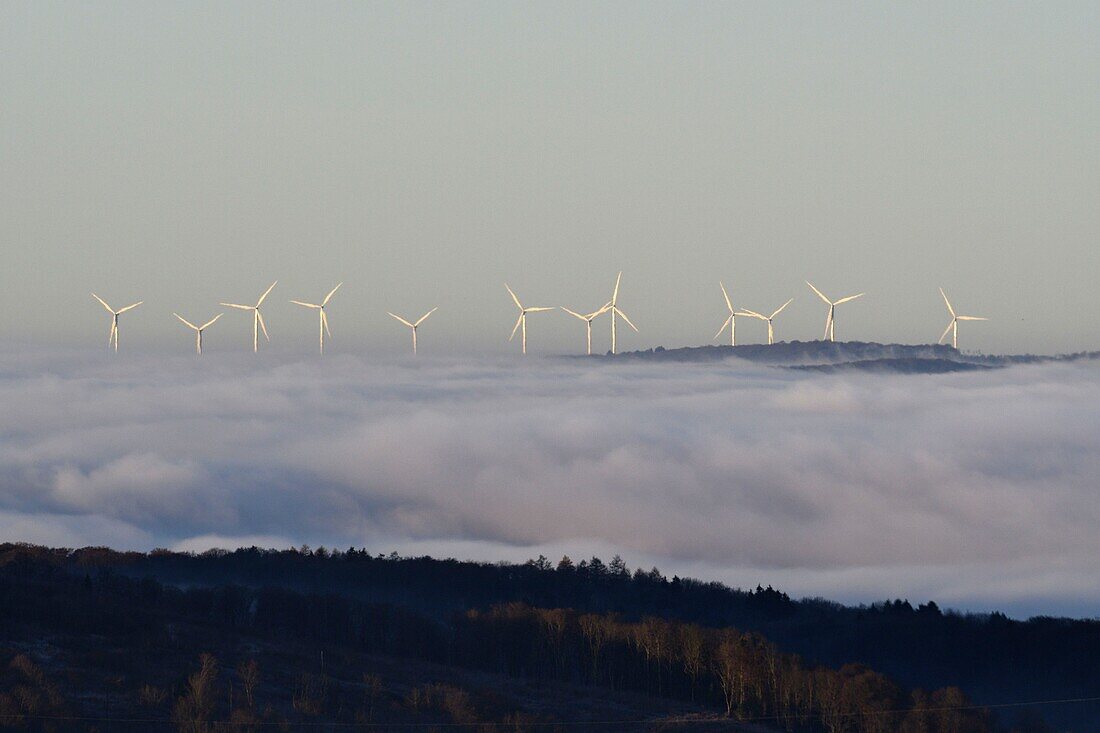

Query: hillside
left=0, top=543, right=1092, bottom=731
left=595, top=341, right=1100, bottom=372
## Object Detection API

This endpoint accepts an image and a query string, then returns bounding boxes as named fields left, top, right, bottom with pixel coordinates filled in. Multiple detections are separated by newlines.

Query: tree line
left=455, top=603, right=990, bottom=732
left=0, top=545, right=1004, bottom=732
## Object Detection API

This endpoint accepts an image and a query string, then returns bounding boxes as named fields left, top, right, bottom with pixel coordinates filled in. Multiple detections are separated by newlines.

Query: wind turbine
left=505, top=284, right=554, bottom=355
left=806, top=281, right=865, bottom=342
left=741, top=299, right=793, bottom=345
left=290, top=283, right=342, bottom=355
left=938, top=288, right=987, bottom=350
left=387, top=307, right=437, bottom=355
left=714, top=282, right=751, bottom=346
left=561, top=303, right=611, bottom=355
left=173, top=313, right=223, bottom=355
left=607, top=271, right=638, bottom=354
left=220, top=281, right=277, bottom=353
left=91, top=294, right=142, bottom=352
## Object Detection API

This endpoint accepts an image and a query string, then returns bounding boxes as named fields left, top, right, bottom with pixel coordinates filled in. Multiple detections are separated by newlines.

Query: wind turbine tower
left=806, top=281, right=865, bottom=342
left=741, top=299, right=793, bottom=345
left=221, top=281, right=277, bottom=353
left=562, top=303, right=611, bottom=355
left=388, top=307, right=438, bottom=355
left=173, top=313, right=223, bottom=354
left=290, top=283, right=342, bottom=354
left=91, top=294, right=142, bottom=352
left=714, top=282, right=750, bottom=346
left=607, top=271, right=638, bottom=354
left=506, top=284, right=554, bottom=355
left=938, top=288, right=987, bottom=350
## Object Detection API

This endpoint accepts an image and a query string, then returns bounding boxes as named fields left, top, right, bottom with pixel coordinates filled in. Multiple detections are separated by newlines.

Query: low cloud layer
left=2, top=349, right=1099, bottom=617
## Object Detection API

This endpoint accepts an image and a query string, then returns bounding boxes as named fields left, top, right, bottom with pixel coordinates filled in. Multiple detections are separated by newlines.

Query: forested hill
left=3, top=543, right=1096, bottom=729
left=595, top=340, right=1100, bottom=370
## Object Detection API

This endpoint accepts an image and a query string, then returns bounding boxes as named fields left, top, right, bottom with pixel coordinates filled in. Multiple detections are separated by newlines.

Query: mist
left=3, top=348, right=1099, bottom=617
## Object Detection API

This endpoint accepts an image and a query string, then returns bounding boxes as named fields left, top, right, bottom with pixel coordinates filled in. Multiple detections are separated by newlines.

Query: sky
left=3, top=349, right=1100, bottom=619
left=1, top=2, right=1099, bottom=355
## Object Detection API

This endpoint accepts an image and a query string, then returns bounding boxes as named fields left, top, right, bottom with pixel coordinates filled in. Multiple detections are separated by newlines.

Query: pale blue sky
left=2, top=2, right=1098, bottom=354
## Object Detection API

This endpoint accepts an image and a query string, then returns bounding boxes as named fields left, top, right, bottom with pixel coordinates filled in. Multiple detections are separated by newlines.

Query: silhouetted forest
left=0, top=543, right=1089, bottom=731
left=603, top=340, right=1100, bottom=369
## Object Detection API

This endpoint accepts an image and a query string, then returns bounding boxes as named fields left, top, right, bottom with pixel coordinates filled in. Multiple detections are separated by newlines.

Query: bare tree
left=173, top=653, right=219, bottom=733
left=237, top=659, right=259, bottom=711
left=712, top=630, right=739, bottom=717
left=679, top=624, right=706, bottom=701
left=362, top=673, right=382, bottom=722
left=579, top=614, right=610, bottom=685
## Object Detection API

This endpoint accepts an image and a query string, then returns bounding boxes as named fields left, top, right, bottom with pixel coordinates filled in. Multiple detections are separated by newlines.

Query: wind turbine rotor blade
left=220, top=303, right=254, bottom=311
left=174, top=313, right=198, bottom=330
left=823, top=311, right=833, bottom=341
left=720, top=282, right=733, bottom=312
left=940, top=288, right=955, bottom=317
left=834, top=293, right=865, bottom=305
left=256, top=281, right=277, bottom=306
left=806, top=281, right=830, bottom=305
left=290, top=300, right=321, bottom=308
left=771, top=299, right=794, bottom=318
left=321, top=310, right=331, bottom=337
left=714, top=315, right=732, bottom=341
left=505, top=284, right=522, bottom=309
left=740, top=309, right=766, bottom=320
left=388, top=312, right=414, bottom=328
left=592, top=303, right=612, bottom=317
left=612, top=271, right=623, bottom=304
left=561, top=307, right=587, bottom=321
left=322, top=282, right=343, bottom=306
left=414, top=307, right=438, bottom=327
left=939, top=321, right=954, bottom=344
left=509, top=313, right=523, bottom=341
left=256, top=310, right=270, bottom=341
left=117, top=301, right=143, bottom=313
left=526, top=307, right=555, bottom=313
left=91, top=293, right=114, bottom=313
left=957, top=316, right=988, bottom=321
left=615, top=307, right=639, bottom=332
left=200, top=314, right=223, bottom=330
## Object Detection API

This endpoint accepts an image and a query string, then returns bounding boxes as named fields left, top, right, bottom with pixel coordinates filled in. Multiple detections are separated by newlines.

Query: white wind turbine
left=290, top=283, right=342, bottom=355
left=91, top=294, right=143, bottom=352
left=938, top=288, right=987, bottom=350
left=173, top=313, right=223, bottom=355
left=806, top=281, right=865, bottom=342
left=220, top=281, right=277, bottom=353
left=741, top=299, right=793, bottom=345
left=387, top=307, right=437, bottom=355
left=561, top=303, right=611, bottom=355
left=505, top=284, right=554, bottom=355
left=607, top=271, right=638, bottom=355
left=713, top=282, right=751, bottom=347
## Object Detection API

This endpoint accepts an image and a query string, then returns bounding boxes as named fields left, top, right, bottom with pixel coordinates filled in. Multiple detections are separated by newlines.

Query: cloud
left=0, top=509, right=153, bottom=550
left=172, top=534, right=297, bottom=554
left=1, top=348, right=1099, bottom=616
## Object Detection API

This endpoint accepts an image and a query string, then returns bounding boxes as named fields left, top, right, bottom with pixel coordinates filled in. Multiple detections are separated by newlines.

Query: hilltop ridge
left=594, top=340, right=1100, bottom=372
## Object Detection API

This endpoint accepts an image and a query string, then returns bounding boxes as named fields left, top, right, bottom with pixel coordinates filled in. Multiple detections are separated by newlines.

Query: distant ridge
left=585, top=340, right=1100, bottom=373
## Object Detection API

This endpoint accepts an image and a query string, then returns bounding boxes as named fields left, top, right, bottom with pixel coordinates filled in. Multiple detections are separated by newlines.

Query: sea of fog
left=1, top=348, right=1099, bottom=619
